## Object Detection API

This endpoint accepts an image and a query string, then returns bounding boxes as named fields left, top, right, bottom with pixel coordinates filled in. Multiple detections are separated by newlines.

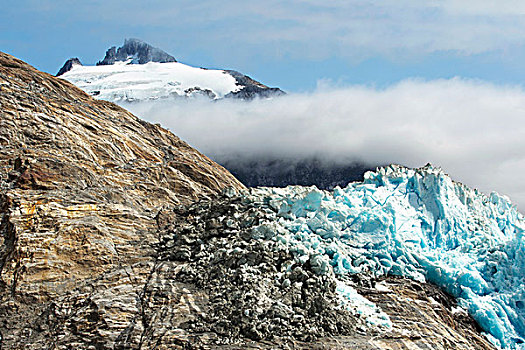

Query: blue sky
left=4, top=0, right=525, bottom=91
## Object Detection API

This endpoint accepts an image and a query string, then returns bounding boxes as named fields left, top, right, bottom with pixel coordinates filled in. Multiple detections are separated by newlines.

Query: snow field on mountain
left=246, top=164, right=525, bottom=349
left=60, top=61, right=241, bottom=101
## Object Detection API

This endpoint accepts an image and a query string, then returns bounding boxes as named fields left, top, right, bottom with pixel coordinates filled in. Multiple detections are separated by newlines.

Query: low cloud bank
left=123, top=78, right=525, bottom=210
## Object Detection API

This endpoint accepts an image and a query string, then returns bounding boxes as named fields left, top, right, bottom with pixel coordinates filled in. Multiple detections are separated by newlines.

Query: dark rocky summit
left=0, top=52, right=495, bottom=349
left=224, top=70, right=285, bottom=99
left=97, top=38, right=177, bottom=65
left=56, top=57, right=82, bottom=76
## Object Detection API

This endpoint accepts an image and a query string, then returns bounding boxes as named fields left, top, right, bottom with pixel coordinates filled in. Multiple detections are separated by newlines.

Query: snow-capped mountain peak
left=56, top=39, right=284, bottom=101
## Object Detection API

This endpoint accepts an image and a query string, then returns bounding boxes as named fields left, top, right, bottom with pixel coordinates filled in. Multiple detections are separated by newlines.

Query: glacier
left=244, top=164, right=525, bottom=349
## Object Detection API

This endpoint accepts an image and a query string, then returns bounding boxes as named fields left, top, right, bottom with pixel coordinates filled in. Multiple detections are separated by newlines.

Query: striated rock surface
left=0, top=52, right=496, bottom=349
left=0, top=51, right=243, bottom=348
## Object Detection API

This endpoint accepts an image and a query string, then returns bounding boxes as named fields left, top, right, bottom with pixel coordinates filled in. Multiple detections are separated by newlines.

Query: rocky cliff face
left=0, top=51, right=243, bottom=348
left=0, top=52, right=495, bottom=349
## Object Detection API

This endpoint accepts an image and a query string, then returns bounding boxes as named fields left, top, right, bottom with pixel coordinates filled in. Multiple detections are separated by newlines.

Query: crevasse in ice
left=247, top=164, right=525, bottom=349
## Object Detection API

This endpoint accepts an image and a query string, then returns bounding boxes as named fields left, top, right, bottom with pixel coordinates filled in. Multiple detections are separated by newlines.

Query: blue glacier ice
left=247, top=164, right=525, bottom=349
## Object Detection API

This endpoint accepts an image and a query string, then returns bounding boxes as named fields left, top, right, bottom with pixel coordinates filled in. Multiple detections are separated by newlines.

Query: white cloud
left=437, top=0, right=525, bottom=15
left=25, top=0, right=525, bottom=62
left=124, top=78, right=525, bottom=211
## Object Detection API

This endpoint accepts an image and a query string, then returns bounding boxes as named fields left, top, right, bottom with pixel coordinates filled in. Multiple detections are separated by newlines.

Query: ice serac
left=241, top=164, right=524, bottom=349
left=97, top=38, right=177, bottom=65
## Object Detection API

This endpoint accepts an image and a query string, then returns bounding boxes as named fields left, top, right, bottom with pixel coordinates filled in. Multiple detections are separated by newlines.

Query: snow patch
left=336, top=280, right=393, bottom=329
left=451, top=305, right=468, bottom=315
left=374, top=282, right=391, bottom=292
